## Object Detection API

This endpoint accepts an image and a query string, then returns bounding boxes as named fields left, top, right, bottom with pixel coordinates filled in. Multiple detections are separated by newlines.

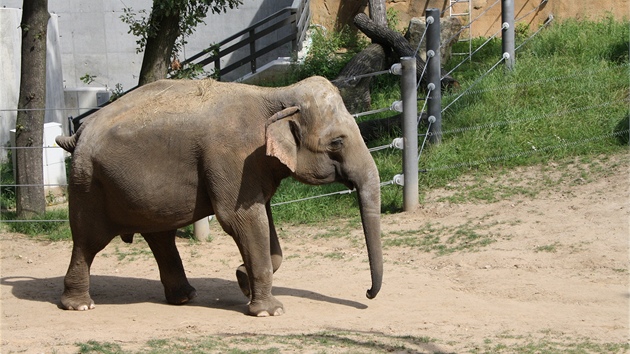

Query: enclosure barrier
left=3, top=1, right=626, bottom=226
left=399, top=57, right=419, bottom=211
left=502, top=0, right=515, bottom=70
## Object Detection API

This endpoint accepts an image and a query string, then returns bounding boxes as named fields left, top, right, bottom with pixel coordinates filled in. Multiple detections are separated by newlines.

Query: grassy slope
left=271, top=16, right=629, bottom=224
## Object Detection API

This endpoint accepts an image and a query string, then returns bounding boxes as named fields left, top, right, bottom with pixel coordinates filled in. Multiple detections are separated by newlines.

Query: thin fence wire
left=2, top=179, right=400, bottom=222
left=1, top=219, right=68, bottom=223
left=421, top=101, right=620, bottom=137
left=417, top=54, right=431, bottom=91
left=441, top=0, right=501, bottom=50
left=443, top=26, right=503, bottom=79
left=442, top=55, right=506, bottom=113
left=441, top=66, right=618, bottom=101
left=417, top=120, right=433, bottom=161
left=369, top=143, right=395, bottom=153
left=442, top=0, right=463, bottom=14
left=330, top=69, right=392, bottom=85
left=6, top=183, right=67, bottom=187
left=268, top=180, right=398, bottom=207
left=5, top=146, right=66, bottom=151
left=0, top=107, right=103, bottom=112
left=515, top=0, right=548, bottom=22
left=417, top=88, right=431, bottom=123
left=424, top=129, right=629, bottom=173
left=353, top=106, right=395, bottom=118
left=515, top=15, right=554, bottom=51
left=412, top=21, right=430, bottom=59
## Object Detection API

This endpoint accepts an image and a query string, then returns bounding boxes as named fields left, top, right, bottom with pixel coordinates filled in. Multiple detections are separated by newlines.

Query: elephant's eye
left=328, top=137, right=344, bottom=152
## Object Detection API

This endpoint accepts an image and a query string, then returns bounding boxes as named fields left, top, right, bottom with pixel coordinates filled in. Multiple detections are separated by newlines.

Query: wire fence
left=2, top=2, right=627, bottom=225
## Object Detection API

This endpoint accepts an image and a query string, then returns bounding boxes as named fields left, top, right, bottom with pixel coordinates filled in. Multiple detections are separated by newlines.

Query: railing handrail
left=178, top=0, right=310, bottom=80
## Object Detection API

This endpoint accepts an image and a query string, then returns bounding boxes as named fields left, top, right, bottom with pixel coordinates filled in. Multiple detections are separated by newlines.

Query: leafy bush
left=293, top=26, right=368, bottom=80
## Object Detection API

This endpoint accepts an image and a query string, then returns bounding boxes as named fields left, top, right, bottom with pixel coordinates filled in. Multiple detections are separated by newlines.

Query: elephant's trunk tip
left=366, top=286, right=380, bottom=299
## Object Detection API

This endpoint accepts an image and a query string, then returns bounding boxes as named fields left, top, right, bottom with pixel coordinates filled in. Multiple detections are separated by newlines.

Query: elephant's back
left=84, top=79, right=265, bottom=132
left=71, top=78, right=270, bottom=172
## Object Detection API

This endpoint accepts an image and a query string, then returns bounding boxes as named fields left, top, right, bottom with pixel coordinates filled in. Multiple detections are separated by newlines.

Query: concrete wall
left=0, top=9, right=66, bottom=162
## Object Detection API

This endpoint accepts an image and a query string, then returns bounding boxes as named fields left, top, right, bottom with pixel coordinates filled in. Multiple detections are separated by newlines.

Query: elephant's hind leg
left=62, top=231, right=114, bottom=310
left=142, top=231, right=197, bottom=305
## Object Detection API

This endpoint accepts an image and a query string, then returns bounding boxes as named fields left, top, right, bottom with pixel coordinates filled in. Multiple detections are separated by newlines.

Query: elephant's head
left=265, top=76, right=383, bottom=299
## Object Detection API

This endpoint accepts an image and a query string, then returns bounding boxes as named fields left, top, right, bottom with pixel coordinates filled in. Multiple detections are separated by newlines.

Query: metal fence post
left=193, top=217, right=211, bottom=242
left=426, top=8, right=442, bottom=144
left=502, top=0, right=515, bottom=70
left=400, top=56, right=418, bottom=211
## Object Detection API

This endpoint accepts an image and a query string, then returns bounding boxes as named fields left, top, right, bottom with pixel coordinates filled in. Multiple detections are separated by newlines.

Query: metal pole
left=426, top=8, right=442, bottom=144
left=193, top=217, right=211, bottom=241
left=502, top=0, right=515, bottom=70
left=400, top=56, right=418, bottom=211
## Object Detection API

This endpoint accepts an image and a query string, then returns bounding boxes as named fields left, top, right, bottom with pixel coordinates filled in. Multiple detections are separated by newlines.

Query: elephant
left=55, top=76, right=382, bottom=316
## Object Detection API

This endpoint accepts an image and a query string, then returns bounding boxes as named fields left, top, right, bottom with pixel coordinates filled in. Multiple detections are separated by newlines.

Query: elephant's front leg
left=230, top=205, right=284, bottom=317
left=142, top=231, right=197, bottom=305
left=236, top=202, right=283, bottom=299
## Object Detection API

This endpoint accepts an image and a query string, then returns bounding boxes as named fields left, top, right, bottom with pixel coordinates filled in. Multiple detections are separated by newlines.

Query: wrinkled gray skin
left=56, top=76, right=382, bottom=316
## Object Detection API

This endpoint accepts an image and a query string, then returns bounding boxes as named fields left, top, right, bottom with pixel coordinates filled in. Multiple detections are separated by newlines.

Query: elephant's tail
left=56, top=135, right=77, bottom=153
left=55, top=122, right=87, bottom=153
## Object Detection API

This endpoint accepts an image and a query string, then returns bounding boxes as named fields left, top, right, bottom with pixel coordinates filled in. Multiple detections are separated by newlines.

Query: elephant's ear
left=266, top=107, right=301, bottom=173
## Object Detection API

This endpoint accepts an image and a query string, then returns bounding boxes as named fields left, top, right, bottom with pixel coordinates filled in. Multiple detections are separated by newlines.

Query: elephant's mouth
left=340, top=180, right=355, bottom=191
left=333, top=163, right=355, bottom=191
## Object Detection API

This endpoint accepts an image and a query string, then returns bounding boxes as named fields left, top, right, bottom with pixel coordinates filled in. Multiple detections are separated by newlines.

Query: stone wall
left=310, top=0, right=629, bottom=36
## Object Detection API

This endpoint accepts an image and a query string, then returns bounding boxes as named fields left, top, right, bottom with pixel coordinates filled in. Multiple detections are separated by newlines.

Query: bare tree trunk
left=15, top=0, right=49, bottom=218
left=368, top=0, right=387, bottom=27
left=138, top=8, right=181, bottom=86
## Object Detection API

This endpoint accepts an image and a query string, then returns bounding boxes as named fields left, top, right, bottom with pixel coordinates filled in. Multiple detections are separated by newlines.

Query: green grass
left=74, top=331, right=630, bottom=353
left=474, top=332, right=630, bottom=354
left=1, top=156, right=16, bottom=210
left=383, top=212, right=514, bottom=255
left=1, top=209, right=71, bottom=241
left=76, top=331, right=437, bottom=353
left=534, top=242, right=561, bottom=253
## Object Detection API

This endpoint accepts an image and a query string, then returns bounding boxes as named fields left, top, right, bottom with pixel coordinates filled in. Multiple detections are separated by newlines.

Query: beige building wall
left=310, top=0, right=629, bottom=36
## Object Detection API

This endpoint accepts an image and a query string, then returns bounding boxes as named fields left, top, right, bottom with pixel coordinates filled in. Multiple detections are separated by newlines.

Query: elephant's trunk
left=349, top=154, right=383, bottom=299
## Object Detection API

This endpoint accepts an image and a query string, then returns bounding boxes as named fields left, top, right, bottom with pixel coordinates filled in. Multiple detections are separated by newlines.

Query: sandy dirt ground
left=1, top=153, right=628, bottom=353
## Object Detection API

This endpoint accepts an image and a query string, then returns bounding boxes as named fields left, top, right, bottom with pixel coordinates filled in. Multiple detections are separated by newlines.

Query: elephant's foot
left=164, top=284, right=197, bottom=305
left=61, top=290, right=95, bottom=311
left=248, top=296, right=284, bottom=317
left=236, top=265, right=251, bottom=298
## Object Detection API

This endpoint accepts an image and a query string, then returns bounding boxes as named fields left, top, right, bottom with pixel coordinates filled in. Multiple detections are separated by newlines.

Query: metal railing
left=178, top=0, right=311, bottom=80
